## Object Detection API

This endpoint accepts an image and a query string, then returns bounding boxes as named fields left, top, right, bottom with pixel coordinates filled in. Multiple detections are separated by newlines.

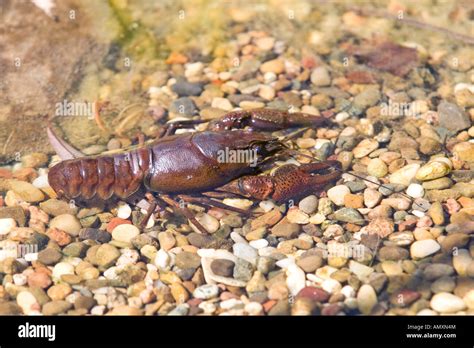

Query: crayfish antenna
left=47, top=123, right=85, bottom=160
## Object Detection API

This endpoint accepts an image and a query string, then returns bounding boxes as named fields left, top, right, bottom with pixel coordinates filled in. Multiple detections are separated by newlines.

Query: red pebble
left=106, top=217, right=132, bottom=233
left=296, top=286, right=330, bottom=302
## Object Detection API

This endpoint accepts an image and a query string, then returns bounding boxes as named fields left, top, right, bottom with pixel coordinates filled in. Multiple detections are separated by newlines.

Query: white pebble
left=321, top=278, right=342, bottom=294
left=341, top=285, right=356, bottom=298
left=286, top=264, right=306, bottom=296
left=220, top=298, right=244, bottom=310
left=198, top=301, right=216, bottom=314
left=406, top=183, right=424, bottom=199
left=430, top=292, right=466, bottom=313
left=0, top=218, right=16, bottom=236
left=13, top=274, right=27, bottom=286
left=410, top=239, right=440, bottom=259
left=259, top=200, right=275, bottom=212
left=117, top=204, right=132, bottom=219
left=193, top=284, right=219, bottom=299
left=112, top=224, right=140, bottom=243
left=154, top=249, right=172, bottom=271
left=276, top=257, right=295, bottom=269
left=32, top=174, right=49, bottom=189
left=327, top=185, right=350, bottom=206
left=249, top=239, right=269, bottom=249
left=52, top=262, right=75, bottom=279
left=412, top=210, right=425, bottom=218
left=230, top=232, right=248, bottom=244
left=17, top=291, right=39, bottom=315
left=245, top=302, right=263, bottom=315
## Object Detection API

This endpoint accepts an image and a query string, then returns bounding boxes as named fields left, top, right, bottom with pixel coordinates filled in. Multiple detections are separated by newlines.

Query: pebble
left=116, top=204, right=132, bottom=219
left=175, top=251, right=201, bottom=269
left=233, top=243, right=258, bottom=265
left=249, top=239, right=268, bottom=249
left=233, top=258, right=254, bottom=281
left=28, top=272, right=52, bottom=288
left=363, top=188, right=382, bottom=208
left=210, top=259, right=235, bottom=277
left=0, top=218, right=16, bottom=236
left=47, top=284, right=72, bottom=301
left=40, top=199, right=76, bottom=216
left=49, top=214, right=82, bottom=236
left=37, top=248, right=62, bottom=265
left=406, top=184, right=424, bottom=199
left=428, top=202, right=445, bottom=225
left=223, top=198, right=254, bottom=210
left=463, top=290, right=474, bottom=310
left=286, top=264, right=306, bottom=296
left=112, top=224, right=140, bottom=243
left=171, top=78, right=203, bottom=97
left=193, top=284, right=219, bottom=300
left=332, top=208, right=365, bottom=224
left=195, top=213, right=220, bottom=233
left=327, top=185, right=350, bottom=206
left=79, top=228, right=111, bottom=243
left=423, top=263, right=455, bottom=280
left=310, top=66, right=331, bottom=86
left=453, top=249, right=472, bottom=276
left=431, top=276, right=456, bottom=294
left=437, top=101, right=471, bottom=132
left=42, top=301, right=72, bottom=316
left=422, top=177, right=453, bottom=190
left=52, top=262, right=75, bottom=279
left=271, top=223, right=300, bottom=238
left=94, top=244, right=121, bottom=268
left=367, top=158, right=388, bottom=178
left=353, top=139, right=379, bottom=158
left=353, top=86, right=381, bottom=109
left=357, top=284, right=377, bottom=315
left=8, top=180, right=45, bottom=202
left=452, top=142, right=474, bottom=162
left=430, top=292, right=466, bottom=313
left=378, top=246, right=409, bottom=261
left=410, top=239, right=440, bottom=259
left=441, top=233, right=469, bottom=252
left=17, top=291, right=39, bottom=314
left=169, top=97, right=197, bottom=116
left=157, top=231, right=176, bottom=251
left=287, top=208, right=309, bottom=224
left=299, top=195, right=318, bottom=214
left=349, top=260, right=374, bottom=281
left=259, top=85, right=276, bottom=100
left=389, top=164, right=420, bottom=186
left=416, top=161, right=451, bottom=181
left=260, top=59, right=285, bottom=74
left=297, top=286, right=330, bottom=302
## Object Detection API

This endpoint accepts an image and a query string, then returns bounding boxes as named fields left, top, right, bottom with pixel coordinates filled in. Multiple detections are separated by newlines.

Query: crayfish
left=47, top=108, right=343, bottom=234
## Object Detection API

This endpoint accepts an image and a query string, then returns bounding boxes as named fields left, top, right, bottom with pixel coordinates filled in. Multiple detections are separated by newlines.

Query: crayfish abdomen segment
left=48, top=148, right=151, bottom=201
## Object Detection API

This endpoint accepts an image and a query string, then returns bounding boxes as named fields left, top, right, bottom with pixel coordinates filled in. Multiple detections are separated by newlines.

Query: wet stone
left=211, top=259, right=235, bottom=277
left=438, top=101, right=471, bottom=132
left=169, top=97, right=197, bottom=116
left=37, top=248, right=62, bottom=265
left=233, top=258, right=254, bottom=281
left=175, top=251, right=201, bottom=270
left=171, top=78, right=203, bottom=96
left=0, top=207, right=27, bottom=226
left=79, top=228, right=111, bottom=243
